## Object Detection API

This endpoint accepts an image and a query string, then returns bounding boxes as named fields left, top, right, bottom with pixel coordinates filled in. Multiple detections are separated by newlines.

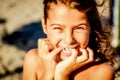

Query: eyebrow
left=50, top=24, right=63, bottom=27
left=75, top=23, right=89, bottom=27
left=50, top=23, right=89, bottom=27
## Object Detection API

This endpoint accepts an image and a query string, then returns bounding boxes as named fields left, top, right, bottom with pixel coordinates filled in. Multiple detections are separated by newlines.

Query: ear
left=41, top=16, right=47, bottom=34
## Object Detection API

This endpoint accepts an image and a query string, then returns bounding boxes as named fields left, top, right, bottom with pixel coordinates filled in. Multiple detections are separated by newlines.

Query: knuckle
left=83, top=52, right=88, bottom=60
left=38, top=38, right=46, bottom=43
left=45, top=44, right=49, bottom=48
left=38, top=38, right=41, bottom=42
left=38, top=38, right=44, bottom=42
left=88, top=58, right=94, bottom=62
left=81, top=54, right=88, bottom=61
left=84, top=55, right=88, bottom=60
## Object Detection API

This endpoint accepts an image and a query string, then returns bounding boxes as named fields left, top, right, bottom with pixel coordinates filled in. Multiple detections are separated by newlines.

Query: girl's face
left=42, top=5, right=91, bottom=60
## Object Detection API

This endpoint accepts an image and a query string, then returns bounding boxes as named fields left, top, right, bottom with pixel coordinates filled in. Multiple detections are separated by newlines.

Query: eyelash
left=53, top=27, right=63, bottom=32
left=53, top=27, right=62, bottom=30
left=76, top=27, right=84, bottom=29
left=75, top=26, right=86, bottom=30
left=52, top=26, right=87, bottom=32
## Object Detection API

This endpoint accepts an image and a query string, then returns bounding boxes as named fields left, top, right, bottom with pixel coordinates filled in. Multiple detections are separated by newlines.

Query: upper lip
left=61, top=44, right=79, bottom=49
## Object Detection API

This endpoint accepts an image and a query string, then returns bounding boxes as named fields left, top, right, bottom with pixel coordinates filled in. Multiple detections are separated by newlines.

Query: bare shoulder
left=23, top=49, right=42, bottom=68
left=24, top=49, right=38, bottom=59
left=89, top=62, right=114, bottom=80
left=24, top=49, right=38, bottom=64
left=23, top=49, right=43, bottom=80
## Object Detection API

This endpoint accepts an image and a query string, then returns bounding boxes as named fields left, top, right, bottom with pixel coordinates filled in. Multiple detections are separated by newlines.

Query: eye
left=74, top=25, right=87, bottom=32
left=75, top=26, right=87, bottom=30
left=50, top=24, right=63, bottom=32
left=53, top=27, right=62, bottom=30
left=76, top=27, right=85, bottom=30
left=52, top=26, right=63, bottom=32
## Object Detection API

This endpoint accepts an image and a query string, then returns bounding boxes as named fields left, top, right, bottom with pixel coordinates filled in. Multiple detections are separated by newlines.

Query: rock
left=0, top=0, right=43, bottom=34
left=0, top=24, right=6, bottom=46
left=2, top=21, right=46, bottom=51
left=0, top=63, right=6, bottom=75
left=0, top=44, right=25, bottom=72
left=0, top=73, right=22, bottom=80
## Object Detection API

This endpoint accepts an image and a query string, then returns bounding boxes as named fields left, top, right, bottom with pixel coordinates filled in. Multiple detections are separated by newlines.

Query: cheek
left=47, top=33, right=61, bottom=47
left=76, top=33, right=90, bottom=48
left=81, top=38, right=89, bottom=48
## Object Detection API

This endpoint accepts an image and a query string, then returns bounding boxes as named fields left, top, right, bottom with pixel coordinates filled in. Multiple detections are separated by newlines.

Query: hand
left=38, top=38, right=62, bottom=80
left=54, top=47, right=94, bottom=80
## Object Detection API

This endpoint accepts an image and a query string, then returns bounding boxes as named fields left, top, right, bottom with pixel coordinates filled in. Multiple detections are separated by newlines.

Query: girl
left=23, top=0, right=115, bottom=80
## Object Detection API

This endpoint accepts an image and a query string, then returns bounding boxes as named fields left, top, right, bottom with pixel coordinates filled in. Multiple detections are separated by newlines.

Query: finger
left=76, top=48, right=88, bottom=63
left=38, top=38, right=49, bottom=56
left=38, top=38, right=45, bottom=51
left=44, top=39, right=54, bottom=52
left=86, top=47, right=94, bottom=62
left=69, top=49, right=78, bottom=61
left=50, top=47, right=63, bottom=59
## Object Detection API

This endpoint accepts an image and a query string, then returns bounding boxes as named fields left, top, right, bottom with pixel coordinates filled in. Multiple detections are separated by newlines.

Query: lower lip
left=60, top=51, right=72, bottom=57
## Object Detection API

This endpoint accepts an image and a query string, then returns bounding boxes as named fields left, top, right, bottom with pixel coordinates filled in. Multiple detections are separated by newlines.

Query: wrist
left=41, top=72, right=54, bottom=80
left=54, top=72, right=69, bottom=80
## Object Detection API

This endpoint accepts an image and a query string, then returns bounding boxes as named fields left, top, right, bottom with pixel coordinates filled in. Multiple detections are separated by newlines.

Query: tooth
left=63, top=48, right=71, bottom=52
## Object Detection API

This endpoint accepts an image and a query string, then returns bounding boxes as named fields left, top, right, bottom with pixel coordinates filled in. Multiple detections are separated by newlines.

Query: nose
left=64, top=29, right=75, bottom=45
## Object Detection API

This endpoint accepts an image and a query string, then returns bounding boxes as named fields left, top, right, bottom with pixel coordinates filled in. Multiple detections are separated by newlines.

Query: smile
left=63, top=48, right=72, bottom=53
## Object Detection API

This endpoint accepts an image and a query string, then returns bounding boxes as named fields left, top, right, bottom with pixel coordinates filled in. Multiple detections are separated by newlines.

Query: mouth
left=63, top=48, right=72, bottom=53
left=60, top=48, right=72, bottom=57
left=57, top=44, right=79, bottom=57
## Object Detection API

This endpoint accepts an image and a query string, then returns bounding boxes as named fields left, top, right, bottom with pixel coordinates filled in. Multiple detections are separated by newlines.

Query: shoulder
left=24, top=49, right=38, bottom=64
left=23, top=49, right=42, bottom=67
left=89, top=62, right=114, bottom=80
left=23, top=49, right=45, bottom=80
left=24, top=49, right=38, bottom=60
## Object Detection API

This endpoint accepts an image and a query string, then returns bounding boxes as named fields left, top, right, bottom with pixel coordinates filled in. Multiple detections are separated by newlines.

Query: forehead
left=47, top=4, right=89, bottom=25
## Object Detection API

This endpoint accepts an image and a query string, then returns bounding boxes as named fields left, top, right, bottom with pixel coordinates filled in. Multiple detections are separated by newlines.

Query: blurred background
left=0, top=0, right=119, bottom=80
